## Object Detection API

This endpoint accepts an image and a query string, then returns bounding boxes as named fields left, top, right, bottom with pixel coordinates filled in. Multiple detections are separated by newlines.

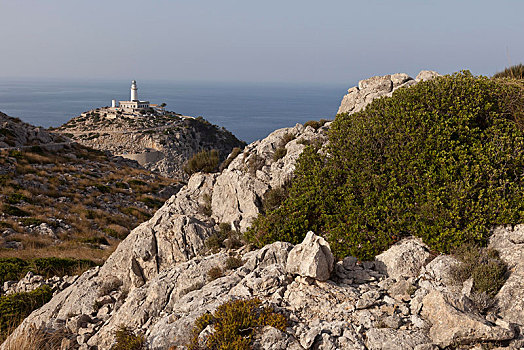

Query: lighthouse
left=131, top=80, right=138, bottom=101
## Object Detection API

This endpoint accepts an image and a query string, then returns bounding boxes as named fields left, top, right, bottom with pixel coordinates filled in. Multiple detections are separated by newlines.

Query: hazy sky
left=1, top=0, right=523, bottom=84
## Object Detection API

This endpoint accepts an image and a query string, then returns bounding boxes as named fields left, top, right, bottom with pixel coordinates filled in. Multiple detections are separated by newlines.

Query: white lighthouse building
left=117, top=80, right=151, bottom=111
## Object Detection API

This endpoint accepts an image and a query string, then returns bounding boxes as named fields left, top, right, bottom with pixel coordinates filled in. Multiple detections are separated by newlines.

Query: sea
left=0, top=79, right=350, bottom=143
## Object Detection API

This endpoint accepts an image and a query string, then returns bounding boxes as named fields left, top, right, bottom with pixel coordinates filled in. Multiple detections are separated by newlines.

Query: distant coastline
left=0, top=79, right=347, bottom=143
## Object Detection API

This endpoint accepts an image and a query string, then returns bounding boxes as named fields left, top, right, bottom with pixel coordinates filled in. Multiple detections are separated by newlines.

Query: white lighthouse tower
left=131, top=80, right=138, bottom=101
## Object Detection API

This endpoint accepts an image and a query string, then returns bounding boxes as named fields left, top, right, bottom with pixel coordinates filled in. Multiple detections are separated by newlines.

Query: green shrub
left=225, top=256, right=244, bottom=270
left=0, top=257, right=97, bottom=284
left=187, top=298, right=287, bottom=350
left=304, top=119, right=330, bottom=130
left=184, top=149, right=220, bottom=176
left=272, top=147, right=287, bottom=161
left=262, top=185, right=290, bottom=214
left=5, top=193, right=30, bottom=205
left=246, top=154, right=265, bottom=175
left=246, top=72, right=524, bottom=260
left=220, top=147, right=243, bottom=171
left=81, top=236, right=110, bottom=246
left=18, top=217, right=44, bottom=226
left=2, top=205, right=29, bottom=217
left=111, top=326, right=145, bottom=350
left=280, top=132, right=295, bottom=146
left=451, top=243, right=507, bottom=298
left=0, top=286, right=53, bottom=341
left=205, top=223, right=242, bottom=251
left=493, top=63, right=524, bottom=79
left=94, top=184, right=111, bottom=194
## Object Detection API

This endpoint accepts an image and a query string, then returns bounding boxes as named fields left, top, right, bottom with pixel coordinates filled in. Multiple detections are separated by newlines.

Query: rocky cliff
left=54, top=112, right=246, bottom=179
left=3, top=72, right=524, bottom=350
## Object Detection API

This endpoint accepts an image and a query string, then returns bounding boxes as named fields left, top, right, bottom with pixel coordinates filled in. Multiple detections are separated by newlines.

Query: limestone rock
left=337, top=70, right=439, bottom=115
left=415, top=70, right=441, bottom=82
left=375, top=237, right=431, bottom=280
left=490, top=225, right=524, bottom=328
left=421, top=290, right=515, bottom=347
left=366, top=328, right=430, bottom=350
left=286, top=232, right=334, bottom=281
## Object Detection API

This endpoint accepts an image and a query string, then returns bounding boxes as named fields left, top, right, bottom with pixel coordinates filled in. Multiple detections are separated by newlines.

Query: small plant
left=219, top=147, right=243, bottom=171
left=187, top=298, right=287, bottom=350
left=199, top=193, right=212, bottom=217
left=262, top=185, right=290, bottom=214
left=184, top=149, right=220, bottom=176
left=246, top=154, right=265, bottom=175
left=451, top=243, right=507, bottom=299
left=112, top=326, right=145, bottom=350
left=280, top=132, right=295, bottom=146
left=207, top=267, right=223, bottom=281
left=272, top=147, right=287, bottom=161
left=2, top=205, right=29, bottom=217
left=304, top=119, right=329, bottom=130
left=225, top=256, right=244, bottom=270
left=493, top=63, right=524, bottom=79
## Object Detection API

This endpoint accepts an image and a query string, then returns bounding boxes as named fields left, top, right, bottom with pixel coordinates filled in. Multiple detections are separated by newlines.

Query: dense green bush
left=247, top=72, right=524, bottom=260
left=0, top=257, right=97, bottom=284
left=184, top=149, right=220, bottom=176
left=493, top=63, right=524, bottom=79
left=219, top=147, right=243, bottom=171
left=187, top=298, right=287, bottom=350
left=0, top=286, right=53, bottom=341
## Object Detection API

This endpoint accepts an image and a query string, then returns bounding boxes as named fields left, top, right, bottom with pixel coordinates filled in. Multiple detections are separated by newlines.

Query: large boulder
left=421, top=290, right=515, bottom=347
left=286, top=231, right=335, bottom=281
left=375, top=237, right=431, bottom=280
left=365, top=328, right=430, bottom=350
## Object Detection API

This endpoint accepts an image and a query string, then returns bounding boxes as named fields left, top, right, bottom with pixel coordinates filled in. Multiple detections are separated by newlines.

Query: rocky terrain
left=0, top=113, right=180, bottom=262
left=337, top=70, right=440, bottom=115
left=3, top=71, right=524, bottom=350
left=54, top=111, right=246, bottom=179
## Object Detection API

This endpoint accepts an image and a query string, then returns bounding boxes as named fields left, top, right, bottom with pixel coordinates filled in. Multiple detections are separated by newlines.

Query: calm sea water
left=0, top=79, right=349, bottom=143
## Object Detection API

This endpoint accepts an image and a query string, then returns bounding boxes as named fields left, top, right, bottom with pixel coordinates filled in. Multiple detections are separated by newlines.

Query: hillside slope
left=0, top=112, right=180, bottom=263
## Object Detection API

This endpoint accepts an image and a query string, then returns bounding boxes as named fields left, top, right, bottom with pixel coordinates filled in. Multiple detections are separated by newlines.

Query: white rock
left=286, top=232, right=334, bottom=281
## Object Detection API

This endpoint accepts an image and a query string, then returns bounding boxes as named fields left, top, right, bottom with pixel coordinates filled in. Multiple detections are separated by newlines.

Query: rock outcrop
left=337, top=70, right=440, bottom=115
left=55, top=113, right=246, bottom=179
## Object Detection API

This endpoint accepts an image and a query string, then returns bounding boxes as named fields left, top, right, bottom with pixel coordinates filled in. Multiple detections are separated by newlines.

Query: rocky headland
left=2, top=71, right=524, bottom=350
left=54, top=110, right=246, bottom=179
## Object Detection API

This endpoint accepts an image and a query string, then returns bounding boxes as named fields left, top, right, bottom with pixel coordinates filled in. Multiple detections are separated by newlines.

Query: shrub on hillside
left=493, top=63, right=524, bottom=79
left=184, top=149, right=220, bottom=176
left=0, top=286, right=53, bottom=341
left=0, top=257, right=97, bottom=284
left=186, top=298, right=287, bottom=350
left=246, top=72, right=524, bottom=260
left=112, top=326, right=145, bottom=350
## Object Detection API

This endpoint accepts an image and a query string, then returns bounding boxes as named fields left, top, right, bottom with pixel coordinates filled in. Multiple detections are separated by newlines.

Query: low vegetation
left=0, top=257, right=97, bottom=284
left=0, top=145, right=178, bottom=263
left=184, top=149, right=220, bottom=176
left=247, top=72, right=524, bottom=260
left=493, top=63, right=524, bottom=79
left=186, top=298, right=287, bottom=350
left=0, top=286, right=53, bottom=341
left=451, top=243, right=507, bottom=298
left=111, top=326, right=145, bottom=350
